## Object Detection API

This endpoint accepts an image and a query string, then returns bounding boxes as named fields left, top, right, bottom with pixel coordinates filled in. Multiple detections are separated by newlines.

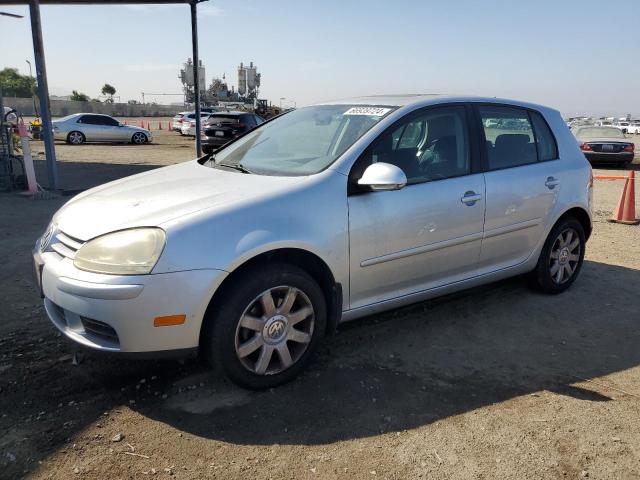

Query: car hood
left=54, top=160, right=307, bottom=241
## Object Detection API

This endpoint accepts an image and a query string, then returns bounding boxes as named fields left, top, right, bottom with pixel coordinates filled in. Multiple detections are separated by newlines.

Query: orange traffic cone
left=609, top=170, right=639, bottom=225
left=140, top=120, right=144, bottom=128
left=158, top=121, right=163, bottom=130
left=147, top=122, right=151, bottom=130
left=124, top=120, right=128, bottom=125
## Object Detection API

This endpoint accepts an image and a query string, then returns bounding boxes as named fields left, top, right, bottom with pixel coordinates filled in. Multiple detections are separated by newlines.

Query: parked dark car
left=201, top=112, right=265, bottom=154
left=572, top=126, right=635, bottom=167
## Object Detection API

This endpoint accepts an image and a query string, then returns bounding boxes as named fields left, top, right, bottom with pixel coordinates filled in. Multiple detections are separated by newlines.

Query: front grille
left=50, top=230, right=84, bottom=259
left=588, top=143, right=626, bottom=153
left=81, top=316, right=119, bottom=344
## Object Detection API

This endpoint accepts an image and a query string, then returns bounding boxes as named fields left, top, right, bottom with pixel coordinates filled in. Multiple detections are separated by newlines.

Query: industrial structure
left=179, top=58, right=206, bottom=101
left=237, top=61, right=260, bottom=99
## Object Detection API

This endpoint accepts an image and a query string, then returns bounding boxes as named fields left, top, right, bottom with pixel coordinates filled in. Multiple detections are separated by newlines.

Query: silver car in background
left=53, top=113, right=152, bottom=145
left=34, top=95, right=592, bottom=389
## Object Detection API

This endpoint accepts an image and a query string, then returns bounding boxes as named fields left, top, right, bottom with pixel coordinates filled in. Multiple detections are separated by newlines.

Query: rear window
left=578, top=127, right=624, bottom=138
left=207, top=115, right=241, bottom=124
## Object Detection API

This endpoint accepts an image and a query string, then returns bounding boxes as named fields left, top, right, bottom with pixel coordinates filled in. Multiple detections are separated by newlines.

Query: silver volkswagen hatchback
left=34, top=95, right=592, bottom=389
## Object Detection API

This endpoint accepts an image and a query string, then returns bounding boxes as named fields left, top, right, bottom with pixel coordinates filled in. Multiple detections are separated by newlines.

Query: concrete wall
left=6, top=97, right=179, bottom=118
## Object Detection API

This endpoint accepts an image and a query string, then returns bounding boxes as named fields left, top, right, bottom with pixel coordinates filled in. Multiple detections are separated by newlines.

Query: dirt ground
left=1, top=122, right=639, bottom=479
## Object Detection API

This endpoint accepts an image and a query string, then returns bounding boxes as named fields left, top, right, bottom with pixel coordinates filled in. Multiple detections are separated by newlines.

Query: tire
left=203, top=263, right=327, bottom=389
left=131, top=132, right=148, bottom=145
left=67, top=131, right=85, bottom=145
left=529, top=217, right=586, bottom=294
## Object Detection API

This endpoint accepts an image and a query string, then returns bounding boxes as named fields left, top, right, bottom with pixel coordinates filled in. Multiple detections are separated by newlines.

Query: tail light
left=235, top=123, right=246, bottom=129
left=579, top=143, right=592, bottom=151
left=623, top=144, right=635, bottom=153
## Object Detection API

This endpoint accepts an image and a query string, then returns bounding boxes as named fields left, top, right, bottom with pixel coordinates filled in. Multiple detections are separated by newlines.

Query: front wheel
left=529, top=217, right=586, bottom=294
left=203, top=263, right=326, bottom=389
left=131, top=132, right=148, bottom=144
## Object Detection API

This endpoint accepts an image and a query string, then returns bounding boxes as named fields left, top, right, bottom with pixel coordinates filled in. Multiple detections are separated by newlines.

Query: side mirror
left=357, top=162, right=407, bottom=191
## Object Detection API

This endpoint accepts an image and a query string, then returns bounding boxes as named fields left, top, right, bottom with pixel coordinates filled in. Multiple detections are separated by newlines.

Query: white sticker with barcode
left=343, top=107, right=391, bottom=117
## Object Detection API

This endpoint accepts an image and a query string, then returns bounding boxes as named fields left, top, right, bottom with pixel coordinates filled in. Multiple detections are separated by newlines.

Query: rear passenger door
left=77, top=115, right=102, bottom=141
left=475, top=105, right=561, bottom=273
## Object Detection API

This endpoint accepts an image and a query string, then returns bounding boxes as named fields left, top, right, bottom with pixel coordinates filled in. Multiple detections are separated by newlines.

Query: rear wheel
left=529, top=217, right=585, bottom=294
left=203, top=263, right=326, bottom=389
left=67, top=131, right=85, bottom=145
left=131, top=132, right=148, bottom=144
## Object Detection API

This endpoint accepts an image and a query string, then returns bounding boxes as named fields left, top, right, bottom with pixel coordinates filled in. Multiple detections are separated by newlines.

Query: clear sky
left=1, top=0, right=639, bottom=117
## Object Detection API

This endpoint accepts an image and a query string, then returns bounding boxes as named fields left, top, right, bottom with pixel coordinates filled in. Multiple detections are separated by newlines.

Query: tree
left=101, top=83, right=116, bottom=103
left=0, top=68, right=36, bottom=97
left=70, top=90, right=89, bottom=102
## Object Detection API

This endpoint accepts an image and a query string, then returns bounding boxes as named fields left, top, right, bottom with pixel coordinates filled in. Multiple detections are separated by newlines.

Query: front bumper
left=33, top=246, right=227, bottom=354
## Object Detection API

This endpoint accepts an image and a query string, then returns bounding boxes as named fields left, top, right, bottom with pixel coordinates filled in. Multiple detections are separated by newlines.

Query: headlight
left=74, top=228, right=166, bottom=275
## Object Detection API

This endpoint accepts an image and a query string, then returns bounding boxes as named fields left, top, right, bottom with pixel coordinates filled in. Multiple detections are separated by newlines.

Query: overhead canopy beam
left=5, top=0, right=208, bottom=190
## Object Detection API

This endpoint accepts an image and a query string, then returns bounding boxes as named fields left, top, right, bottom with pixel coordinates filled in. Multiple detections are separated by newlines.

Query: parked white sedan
left=34, top=95, right=592, bottom=389
left=53, top=113, right=152, bottom=145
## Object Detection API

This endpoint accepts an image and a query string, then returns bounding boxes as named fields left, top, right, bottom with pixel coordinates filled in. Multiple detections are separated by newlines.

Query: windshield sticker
left=343, top=107, right=391, bottom=117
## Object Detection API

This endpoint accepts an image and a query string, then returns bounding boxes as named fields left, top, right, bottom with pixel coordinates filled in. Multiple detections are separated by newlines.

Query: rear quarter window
left=530, top=111, right=558, bottom=161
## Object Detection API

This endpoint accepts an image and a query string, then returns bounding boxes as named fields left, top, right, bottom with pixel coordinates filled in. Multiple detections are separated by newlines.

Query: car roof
left=315, top=94, right=556, bottom=113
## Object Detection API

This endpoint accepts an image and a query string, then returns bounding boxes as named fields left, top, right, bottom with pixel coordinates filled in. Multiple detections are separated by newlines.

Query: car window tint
left=480, top=106, right=537, bottom=170
left=530, top=111, right=558, bottom=161
left=362, top=106, right=470, bottom=184
left=78, top=115, right=95, bottom=124
left=98, top=116, right=119, bottom=126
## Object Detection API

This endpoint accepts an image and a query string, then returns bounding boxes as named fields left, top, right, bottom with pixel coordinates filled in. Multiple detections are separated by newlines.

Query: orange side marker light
left=154, top=314, right=186, bottom=327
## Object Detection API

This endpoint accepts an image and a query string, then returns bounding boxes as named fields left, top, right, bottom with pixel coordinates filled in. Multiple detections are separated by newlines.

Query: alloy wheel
left=132, top=132, right=147, bottom=144
left=549, top=227, right=581, bottom=284
left=234, top=286, right=315, bottom=375
left=68, top=132, right=84, bottom=144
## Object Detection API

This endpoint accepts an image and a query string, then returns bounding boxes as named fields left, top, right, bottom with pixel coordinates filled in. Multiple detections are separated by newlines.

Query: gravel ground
left=1, top=124, right=639, bottom=479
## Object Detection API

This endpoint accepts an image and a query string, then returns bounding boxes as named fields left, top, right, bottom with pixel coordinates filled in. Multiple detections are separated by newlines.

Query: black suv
left=202, top=112, right=265, bottom=154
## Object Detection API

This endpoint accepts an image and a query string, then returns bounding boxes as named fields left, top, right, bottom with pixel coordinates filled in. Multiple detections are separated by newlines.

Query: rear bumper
left=34, top=246, right=227, bottom=354
left=584, top=152, right=634, bottom=164
left=202, top=136, right=232, bottom=148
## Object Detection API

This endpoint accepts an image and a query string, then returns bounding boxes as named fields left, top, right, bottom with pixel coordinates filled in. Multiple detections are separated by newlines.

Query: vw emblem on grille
left=39, top=223, right=55, bottom=252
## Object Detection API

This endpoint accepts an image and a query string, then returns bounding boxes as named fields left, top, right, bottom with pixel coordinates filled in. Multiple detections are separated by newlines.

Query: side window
left=358, top=106, right=470, bottom=184
left=101, top=116, right=119, bottom=127
left=479, top=106, right=537, bottom=170
left=530, top=111, right=558, bottom=161
left=78, top=115, right=93, bottom=124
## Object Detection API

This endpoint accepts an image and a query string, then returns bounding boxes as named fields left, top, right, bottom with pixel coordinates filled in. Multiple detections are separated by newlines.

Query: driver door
left=348, top=105, right=486, bottom=309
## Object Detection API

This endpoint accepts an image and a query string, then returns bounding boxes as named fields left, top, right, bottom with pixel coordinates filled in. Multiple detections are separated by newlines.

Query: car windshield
left=207, top=104, right=395, bottom=176
left=578, top=127, right=624, bottom=138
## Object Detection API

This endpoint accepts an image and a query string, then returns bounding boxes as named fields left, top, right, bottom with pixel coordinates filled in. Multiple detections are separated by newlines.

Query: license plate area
left=602, top=144, right=614, bottom=152
left=215, top=131, right=224, bottom=137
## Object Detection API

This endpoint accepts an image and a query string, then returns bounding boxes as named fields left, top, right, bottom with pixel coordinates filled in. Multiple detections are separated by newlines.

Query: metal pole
left=29, top=0, right=57, bottom=190
left=190, top=1, right=202, bottom=156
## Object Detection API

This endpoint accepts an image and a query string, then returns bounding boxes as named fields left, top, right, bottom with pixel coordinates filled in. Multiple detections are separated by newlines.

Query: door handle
left=461, top=191, right=483, bottom=205
left=545, top=176, right=560, bottom=189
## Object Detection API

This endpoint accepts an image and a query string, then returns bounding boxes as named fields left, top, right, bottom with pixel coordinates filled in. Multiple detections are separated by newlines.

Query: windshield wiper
left=217, top=162, right=253, bottom=174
